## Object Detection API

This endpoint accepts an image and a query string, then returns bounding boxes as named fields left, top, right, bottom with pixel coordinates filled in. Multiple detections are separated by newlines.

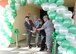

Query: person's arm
left=37, top=27, right=44, bottom=31
left=28, top=20, right=36, bottom=33
left=24, top=22, right=31, bottom=32
left=30, top=20, right=35, bottom=27
left=24, top=22, right=28, bottom=29
left=37, top=24, right=46, bottom=31
left=31, top=20, right=36, bottom=31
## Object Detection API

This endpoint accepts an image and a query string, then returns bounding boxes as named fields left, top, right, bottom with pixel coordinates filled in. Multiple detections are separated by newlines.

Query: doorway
left=40, top=10, right=47, bottom=19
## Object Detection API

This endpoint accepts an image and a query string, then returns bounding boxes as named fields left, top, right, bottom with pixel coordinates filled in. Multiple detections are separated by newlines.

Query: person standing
left=38, top=20, right=46, bottom=51
left=37, top=15, right=54, bottom=52
left=24, top=16, right=35, bottom=48
left=33, top=17, right=41, bottom=47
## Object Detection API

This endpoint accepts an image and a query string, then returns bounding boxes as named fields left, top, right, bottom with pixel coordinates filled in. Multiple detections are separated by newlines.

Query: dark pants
left=40, top=36, right=46, bottom=50
left=26, top=32, right=32, bottom=46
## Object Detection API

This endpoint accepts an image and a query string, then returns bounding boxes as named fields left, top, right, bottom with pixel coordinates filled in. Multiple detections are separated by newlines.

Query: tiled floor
left=0, top=38, right=51, bottom=54
left=10, top=37, right=37, bottom=47
left=0, top=47, right=51, bottom=54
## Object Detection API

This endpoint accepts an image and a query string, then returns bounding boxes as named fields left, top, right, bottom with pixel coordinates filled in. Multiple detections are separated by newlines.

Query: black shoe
left=40, top=49, right=44, bottom=51
left=29, top=45, right=32, bottom=48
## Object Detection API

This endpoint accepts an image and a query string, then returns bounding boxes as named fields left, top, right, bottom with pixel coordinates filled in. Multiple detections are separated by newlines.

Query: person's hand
left=30, top=30, right=35, bottom=33
left=37, top=28, right=43, bottom=31
left=36, top=29, right=40, bottom=31
left=33, top=27, right=36, bottom=32
left=30, top=30, right=33, bottom=32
